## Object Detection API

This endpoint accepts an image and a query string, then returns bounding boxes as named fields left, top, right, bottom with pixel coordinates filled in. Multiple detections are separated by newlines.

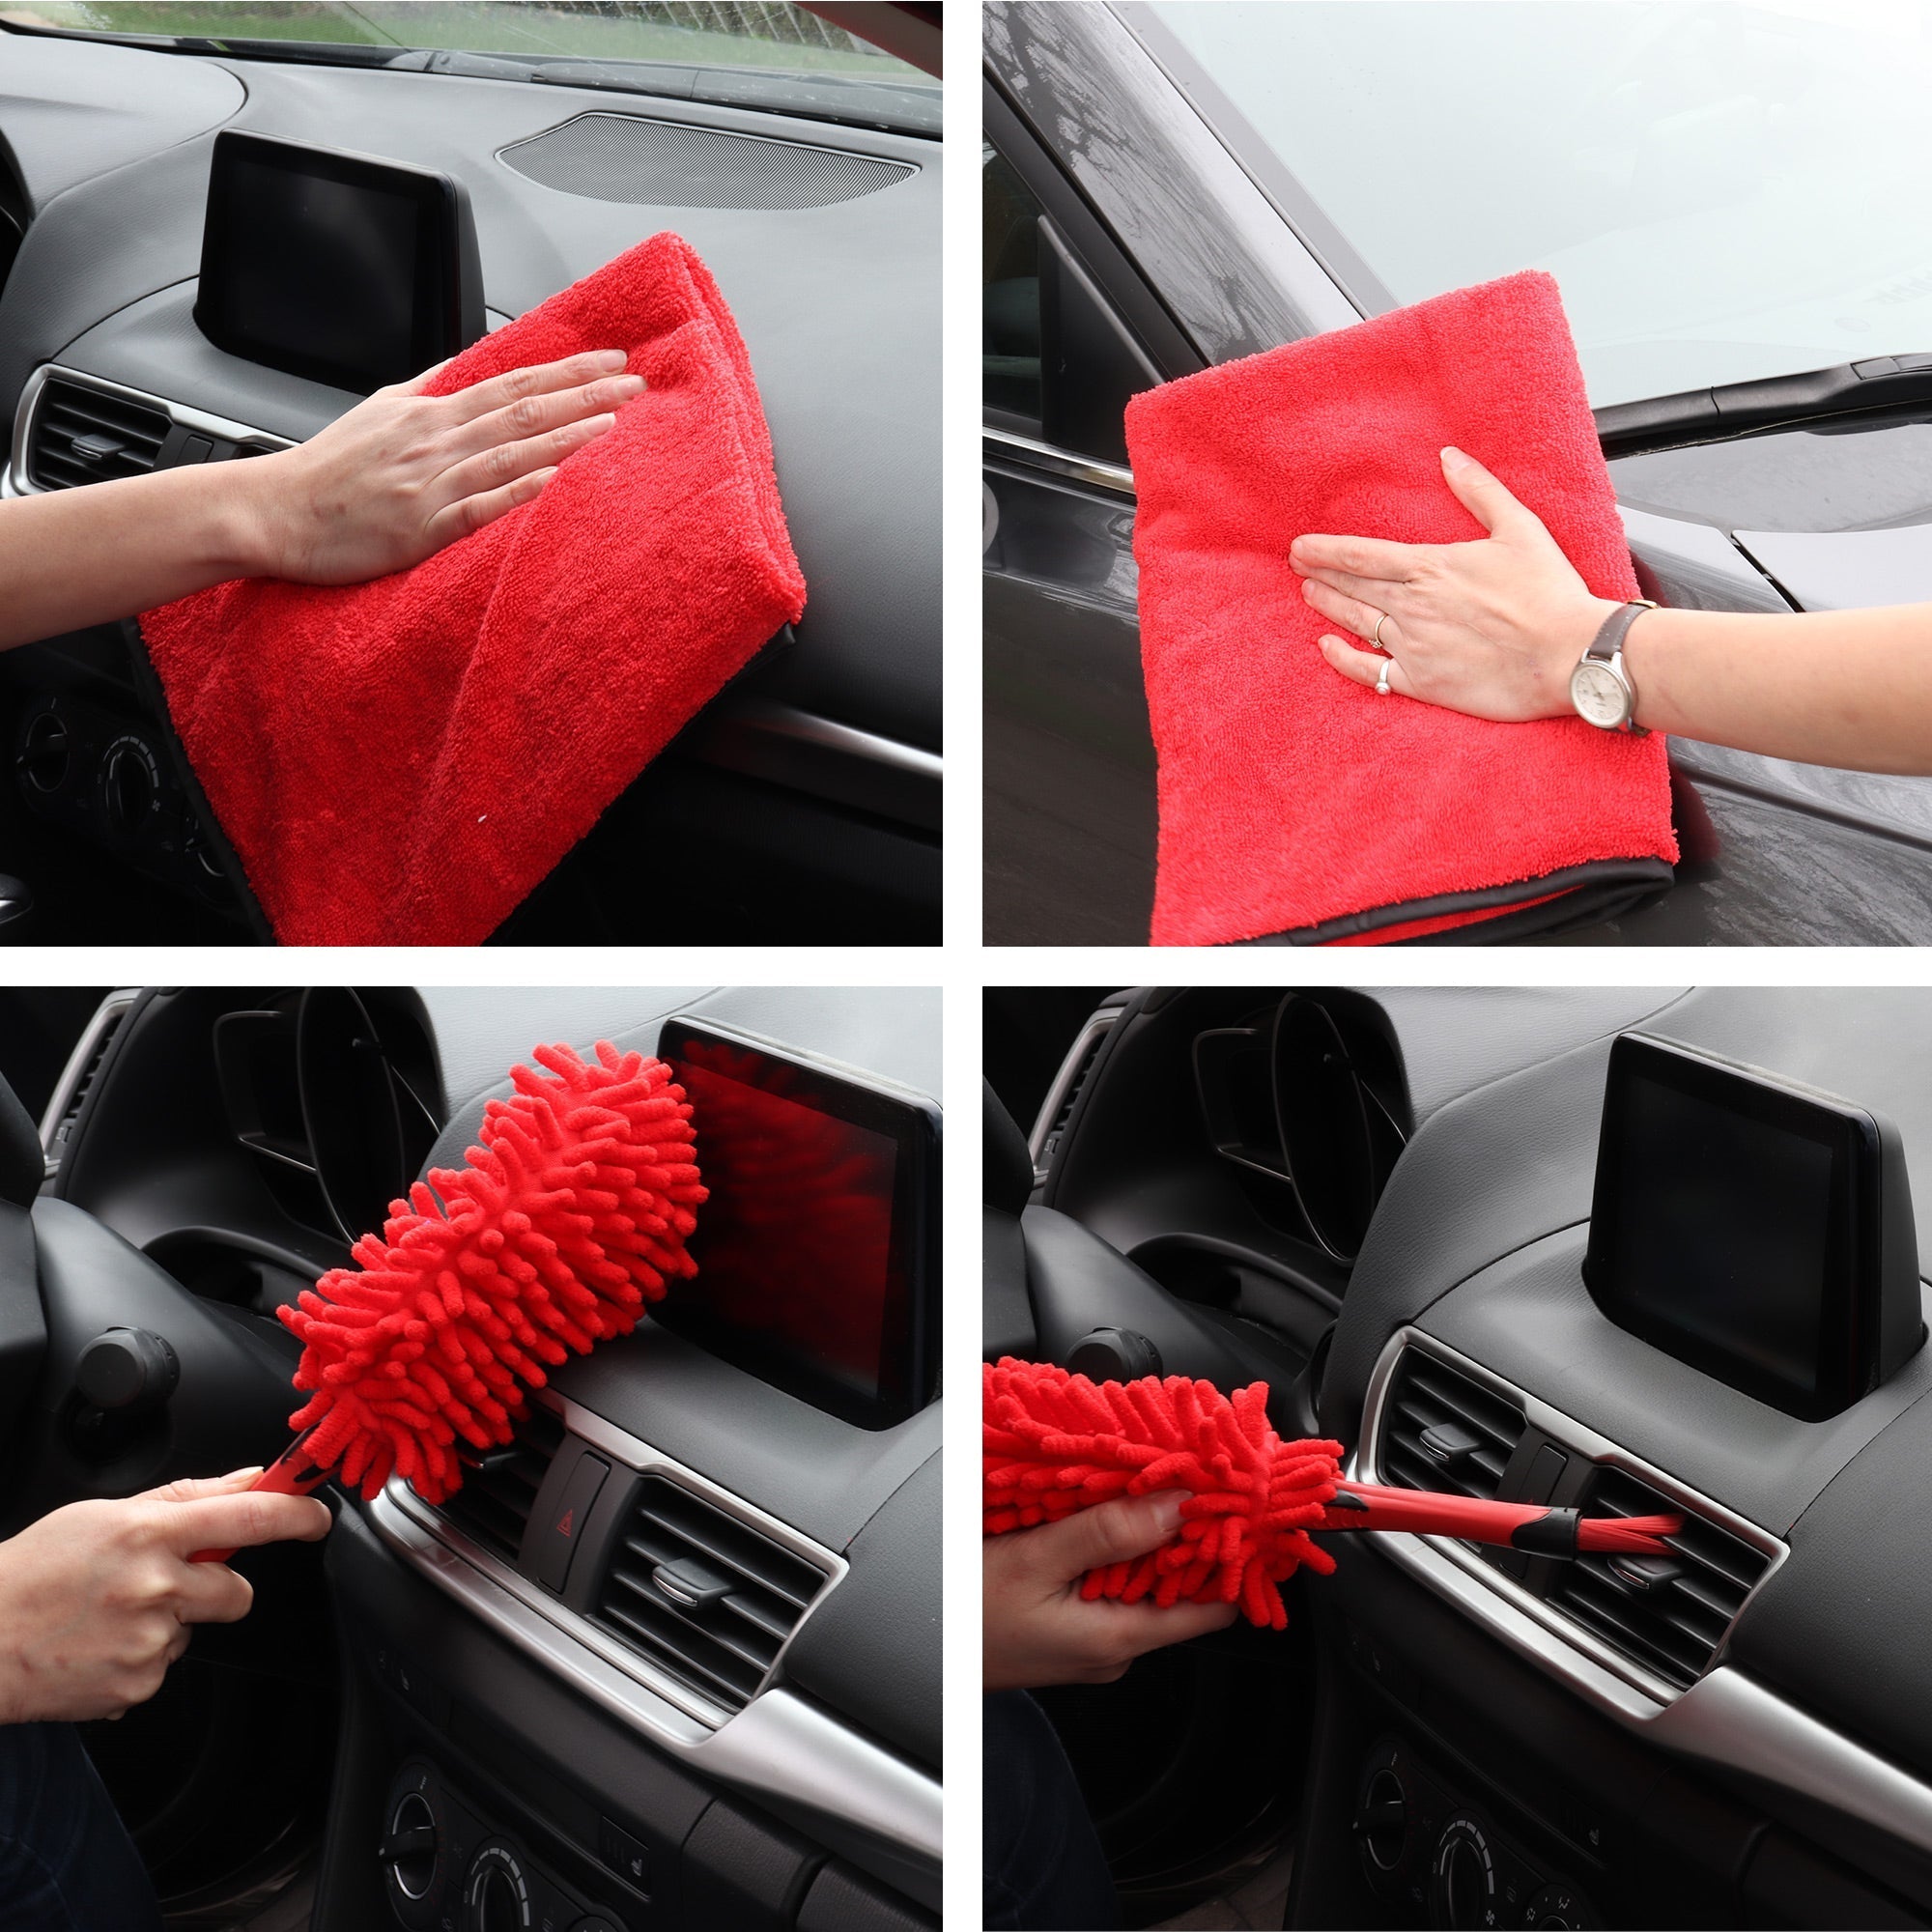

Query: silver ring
left=1372, top=612, right=1391, bottom=651
left=1375, top=659, right=1392, bottom=696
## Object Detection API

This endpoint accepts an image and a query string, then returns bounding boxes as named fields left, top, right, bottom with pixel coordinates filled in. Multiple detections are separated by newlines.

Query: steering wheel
left=0, top=1067, right=302, bottom=1538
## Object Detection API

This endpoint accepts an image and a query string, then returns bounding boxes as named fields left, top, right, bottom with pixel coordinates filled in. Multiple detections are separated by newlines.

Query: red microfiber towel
left=140, top=233, right=806, bottom=946
left=1124, top=269, right=1676, bottom=947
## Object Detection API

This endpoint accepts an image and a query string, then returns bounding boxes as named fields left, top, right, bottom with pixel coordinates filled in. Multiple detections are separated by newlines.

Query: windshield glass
left=1, top=2, right=934, bottom=108
left=1145, top=1, right=1932, bottom=410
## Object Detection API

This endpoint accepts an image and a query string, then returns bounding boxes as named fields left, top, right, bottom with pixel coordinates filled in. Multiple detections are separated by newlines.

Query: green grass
left=0, top=1, right=934, bottom=79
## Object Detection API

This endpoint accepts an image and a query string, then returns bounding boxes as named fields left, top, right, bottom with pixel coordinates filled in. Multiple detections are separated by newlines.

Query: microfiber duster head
left=983, top=1356, right=1343, bottom=1631
left=281, top=1041, right=704, bottom=1502
left=984, top=1357, right=1683, bottom=1631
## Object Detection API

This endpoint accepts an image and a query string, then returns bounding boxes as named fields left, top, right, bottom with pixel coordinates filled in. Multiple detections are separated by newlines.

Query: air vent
left=592, top=1477, right=828, bottom=1715
left=1548, top=1465, right=1773, bottom=1690
left=1033, top=1012, right=1116, bottom=1183
left=436, top=1405, right=567, bottom=1564
left=1379, top=1350, right=1526, bottom=1502
left=42, top=993, right=135, bottom=1182
left=500, top=112, right=914, bottom=210
left=28, top=377, right=169, bottom=490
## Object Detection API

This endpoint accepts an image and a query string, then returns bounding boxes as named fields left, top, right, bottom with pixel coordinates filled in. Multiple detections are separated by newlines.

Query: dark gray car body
left=983, top=0, right=1932, bottom=946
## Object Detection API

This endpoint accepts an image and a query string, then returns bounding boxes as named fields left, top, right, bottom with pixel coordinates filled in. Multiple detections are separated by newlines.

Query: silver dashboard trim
left=1354, top=1328, right=1932, bottom=1858
left=5, top=363, right=292, bottom=497
left=1028, top=1007, right=1122, bottom=1185
left=984, top=426, right=1136, bottom=498
left=39, top=988, right=141, bottom=1176
left=367, top=1390, right=940, bottom=1869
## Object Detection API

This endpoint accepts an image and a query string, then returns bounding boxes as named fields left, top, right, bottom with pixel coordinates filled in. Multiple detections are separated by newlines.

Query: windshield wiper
left=1596, top=355, right=1932, bottom=459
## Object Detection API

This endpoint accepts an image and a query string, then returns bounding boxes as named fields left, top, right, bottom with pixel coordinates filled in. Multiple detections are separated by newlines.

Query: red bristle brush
left=983, top=1358, right=1682, bottom=1631
left=192, top=1041, right=705, bottom=1563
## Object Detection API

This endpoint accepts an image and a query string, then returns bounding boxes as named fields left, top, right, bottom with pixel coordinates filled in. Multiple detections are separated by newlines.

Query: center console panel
left=323, top=1505, right=929, bottom=1932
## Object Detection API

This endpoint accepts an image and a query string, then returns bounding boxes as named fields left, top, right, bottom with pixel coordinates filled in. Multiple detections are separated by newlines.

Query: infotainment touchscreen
left=657, top=1019, right=939, bottom=1430
left=195, top=132, right=483, bottom=393
left=1583, top=1034, right=1920, bottom=1420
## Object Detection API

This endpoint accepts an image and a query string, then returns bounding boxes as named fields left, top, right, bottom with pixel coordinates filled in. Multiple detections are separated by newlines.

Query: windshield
left=1144, top=1, right=1932, bottom=411
left=1, top=2, right=936, bottom=125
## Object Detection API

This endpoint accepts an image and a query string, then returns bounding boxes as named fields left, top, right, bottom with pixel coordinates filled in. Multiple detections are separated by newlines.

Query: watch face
left=1571, top=660, right=1628, bottom=730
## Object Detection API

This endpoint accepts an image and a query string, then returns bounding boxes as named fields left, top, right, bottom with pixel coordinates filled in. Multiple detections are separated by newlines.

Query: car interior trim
left=1028, top=1008, right=1122, bottom=1183
left=392, top=1387, right=848, bottom=1730
left=4, top=360, right=291, bottom=497
left=36, top=986, right=138, bottom=1160
left=1354, top=1326, right=1788, bottom=1712
left=983, top=425, right=1135, bottom=498
left=1343, top=1328, right=1932, bottom=1858
left=366, top=1394, right=942, bottom=1869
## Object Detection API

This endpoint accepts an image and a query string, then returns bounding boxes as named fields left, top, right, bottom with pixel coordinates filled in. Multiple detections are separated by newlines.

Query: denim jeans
left=0, top=1722, right=162, bottom=1931
left=983, top=1690, right=1120, bottom=1931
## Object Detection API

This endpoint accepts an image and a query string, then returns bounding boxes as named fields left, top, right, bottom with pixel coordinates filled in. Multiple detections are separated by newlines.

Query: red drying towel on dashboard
left=139, top=232, right=806, bottom=946
left=1124, top=270, right=1675, bottom=947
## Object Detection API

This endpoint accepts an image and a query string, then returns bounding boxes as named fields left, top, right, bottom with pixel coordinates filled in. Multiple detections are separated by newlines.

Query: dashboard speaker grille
left=1548, top=1465, right=1772, bottom=1690
left=499, top=112, right=915, bottom=210
left=591, top=1476, right=826, bottom=1714
left=437, top=1405, right=567, bottom=1564
left=1379, top=1350, right=1526, bottom=1501
left=28, top=376, right=168, bottom=490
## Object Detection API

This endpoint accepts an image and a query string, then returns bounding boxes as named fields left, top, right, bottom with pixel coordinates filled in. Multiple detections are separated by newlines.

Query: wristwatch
left=1570, top=600, right=1657, bottom=733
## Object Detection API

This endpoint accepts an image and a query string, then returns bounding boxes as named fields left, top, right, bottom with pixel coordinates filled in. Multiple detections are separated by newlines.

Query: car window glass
left=984, top=145, right=1043, bottom=430
left=1147, top=0, right=1932, bottom=410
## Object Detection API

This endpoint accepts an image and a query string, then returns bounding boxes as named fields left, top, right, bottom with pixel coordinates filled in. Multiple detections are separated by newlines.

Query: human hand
left=237, top=349, right=643, bottom=585
left=0, top=1467, right=332, bottom=1723
left=1292, top=446, right=1618, bottom=722
left=983, top=1492, right=1239, bottom=1690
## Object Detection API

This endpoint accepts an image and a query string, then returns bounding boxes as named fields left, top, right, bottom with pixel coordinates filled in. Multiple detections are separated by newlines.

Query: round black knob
left=381, top=1791, right=439, bottom=1901
left=1433, top=1817, right=1495, bottom=1929
left=101, top=740, right=157, bottom=836
left=1066, top=1327, right=1161, bottom=1383
left=74, top=1327, right=179, bottom=1413
left=18, top=711, right=70, bottom=793
left=1352, top=1764, right=1407, bottom=1873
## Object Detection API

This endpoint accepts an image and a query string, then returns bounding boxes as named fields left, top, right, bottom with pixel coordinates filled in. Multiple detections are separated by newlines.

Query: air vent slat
left=432, top=1405, right=566, bottom=1565
left=27, top=378, right=171, bottom=492
left=1378, top=1352, right=1526, bottom=1511
left=1549, top=1465, right=1773, bottom=1690
left=1039, top=1017, right=1114, bottom=1175
left=591, top=1476, right=828, bottom=1716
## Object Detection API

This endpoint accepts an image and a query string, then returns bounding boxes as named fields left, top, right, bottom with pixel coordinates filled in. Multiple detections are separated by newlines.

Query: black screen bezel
left=195, top=131, right=476, bottom=394
left=1583, top=1034, right=1885, bottom=1421
left=656, top=1018, right=940, bottom=1432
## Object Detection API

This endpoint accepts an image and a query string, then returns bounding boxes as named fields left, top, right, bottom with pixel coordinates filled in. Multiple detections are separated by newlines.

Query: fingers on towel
left=1320, top=633, right=1414, bottom=698
left=440, top=350, right=636, bottom=422
left=1300, top=575, right=1396, bottom=643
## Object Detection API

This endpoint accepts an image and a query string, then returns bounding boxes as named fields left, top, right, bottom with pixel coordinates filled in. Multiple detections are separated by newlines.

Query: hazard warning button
left=532, top=1451, right=609, bottom=1593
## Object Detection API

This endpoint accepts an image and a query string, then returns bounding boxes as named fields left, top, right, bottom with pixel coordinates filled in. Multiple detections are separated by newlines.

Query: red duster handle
left=189, top=1430, right=332, bottom=1564
left=1324, top=1478, right=1680, bottom=1556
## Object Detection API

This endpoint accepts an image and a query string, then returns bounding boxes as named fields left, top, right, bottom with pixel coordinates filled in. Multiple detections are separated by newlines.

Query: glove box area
left=316, top=1506, right=932, bottom=1932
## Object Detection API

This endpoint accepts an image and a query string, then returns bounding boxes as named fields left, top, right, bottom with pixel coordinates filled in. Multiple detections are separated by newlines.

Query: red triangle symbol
left=556, top=1508, right=574, bottom=1537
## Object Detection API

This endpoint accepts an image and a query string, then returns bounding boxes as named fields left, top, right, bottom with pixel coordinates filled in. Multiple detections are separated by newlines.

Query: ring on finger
left=1371, top=611, right=1391, bottom=652
left=1375, top=658, right=1392, bottom=696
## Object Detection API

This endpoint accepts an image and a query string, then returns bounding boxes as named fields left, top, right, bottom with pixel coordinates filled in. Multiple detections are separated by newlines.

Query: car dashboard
left=1035, top=986, right=1932, bottom=1927
left=43, top=983, right=942, bottom=1931
left=0, top=35, right=939, bottom=940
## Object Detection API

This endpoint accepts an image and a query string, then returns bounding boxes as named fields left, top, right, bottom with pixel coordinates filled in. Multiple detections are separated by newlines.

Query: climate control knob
left=1353, top=1764, right=1408, bottom=1874
left=1432, top=1815, right=1497, bottom=1928
left=379, top=1781, right=442, bottom=1928
left=467, top=1839, right=532, bottom=1932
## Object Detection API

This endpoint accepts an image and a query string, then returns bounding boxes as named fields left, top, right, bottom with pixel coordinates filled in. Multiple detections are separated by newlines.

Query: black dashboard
left=32, top=983, right=942, bottom=1930
left=0, top=34, right=939, bottom=940
left=1029, top=986, right=1932, bottom=1927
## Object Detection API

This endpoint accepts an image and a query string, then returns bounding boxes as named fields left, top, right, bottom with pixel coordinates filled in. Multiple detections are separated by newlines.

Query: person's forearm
left=1625, top=602, right=1932, bottom=774
left=0, top=462, right=270, bottom=652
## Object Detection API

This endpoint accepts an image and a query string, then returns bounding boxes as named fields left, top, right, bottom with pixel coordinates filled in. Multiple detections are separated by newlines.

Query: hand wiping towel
left=1123, top=269, right=1676, bottom=947
left=139, top=232, right=806, bottom=947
